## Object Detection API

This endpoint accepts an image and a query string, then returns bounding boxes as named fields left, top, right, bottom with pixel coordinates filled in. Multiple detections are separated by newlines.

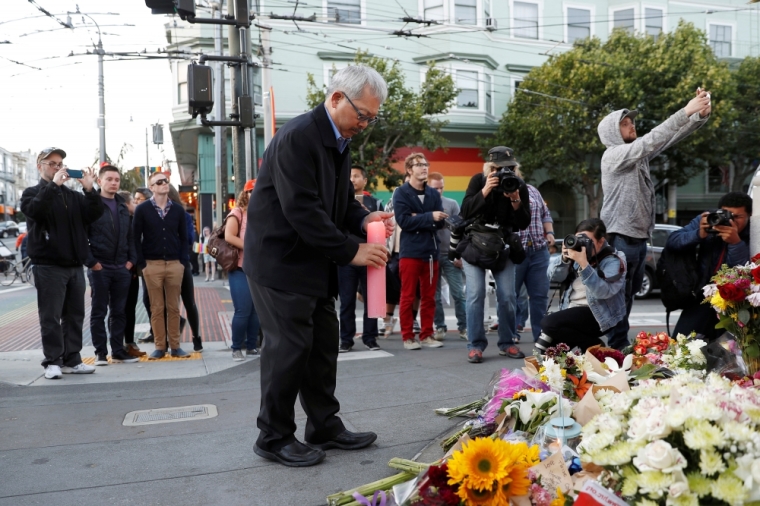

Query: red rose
left=752, top=266, right=760, bottom=284
left=639, top=338, right=651, bottom=348
left=718, top=283, right=746, bottom=302
left=655, top=332, right=669, bottom=343
left=752, top=253, right=760, bottom=264
left=634, top=345, right=647, bottom=355
left=636, top=331, right=649, bottom=341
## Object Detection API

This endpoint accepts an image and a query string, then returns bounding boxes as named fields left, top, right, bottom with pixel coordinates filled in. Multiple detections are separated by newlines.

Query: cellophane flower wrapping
left=483, top=369, right=549, bottom=424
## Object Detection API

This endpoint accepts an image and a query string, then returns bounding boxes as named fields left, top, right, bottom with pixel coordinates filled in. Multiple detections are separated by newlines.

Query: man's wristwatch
left=545, top=231, right=555, bottom=236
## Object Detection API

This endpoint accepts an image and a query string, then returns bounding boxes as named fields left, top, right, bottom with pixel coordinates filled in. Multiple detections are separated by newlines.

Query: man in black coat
left=244, top=66, right=393, bottom=467
left=20, top=148, right=103, bottom=380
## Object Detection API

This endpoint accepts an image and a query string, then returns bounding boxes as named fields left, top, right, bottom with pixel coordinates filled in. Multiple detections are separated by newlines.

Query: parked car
left=17, top=222, right=27, bottom=234
left=636, top=224, right=682, bottom=299
left=0, top=221, right=19, bottom=238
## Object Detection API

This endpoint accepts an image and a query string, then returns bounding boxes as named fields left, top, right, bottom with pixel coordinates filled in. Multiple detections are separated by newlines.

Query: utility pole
left=228, top=0, right=244, bottom=197
left=213, top=3, right=227, bottom=227
left=145, top=128, right=150, bottom=184
left=259, top=24, right=273, bottom=149
left=97, top=36, right=106, bottom=165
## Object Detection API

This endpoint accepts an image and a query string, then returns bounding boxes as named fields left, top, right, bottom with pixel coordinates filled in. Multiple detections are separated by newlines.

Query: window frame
left=642, top=4, right=666, bottom=40
left=510, top=77, right=523, bottom=102
left=563, top=3, right=593, bottom=44
left=323, top=0, right=365, bottom=26
left=323, top=62, right=349, bottom=90
left=177, top=61, right=189, bottom=105
left=509, top=0, right=543, bottom=40
left=454, top=68, right=480, bottom=110
left=705, top=165, right=733, bottom=195
left=707, top=21, right=736, bottom=58
left=608, top=4, right=638, bottom=35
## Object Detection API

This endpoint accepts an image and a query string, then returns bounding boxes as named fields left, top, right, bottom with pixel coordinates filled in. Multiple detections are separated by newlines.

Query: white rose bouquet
left=579, top=373, right=760, bottom=505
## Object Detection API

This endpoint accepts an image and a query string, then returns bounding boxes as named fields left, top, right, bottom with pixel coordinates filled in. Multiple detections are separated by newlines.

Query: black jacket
left=460, top=173, right=531, bottom=233
left=133, top=200, right=189, bottom=268
left=243, top=103, right=369, bottom=298
left=85, top=192, right=137, bottom=268
left=20, top=179, right=104, bottom=266
left=349, top=193, right=383, bottom=244
left=392, top=182, right=445, bottom=259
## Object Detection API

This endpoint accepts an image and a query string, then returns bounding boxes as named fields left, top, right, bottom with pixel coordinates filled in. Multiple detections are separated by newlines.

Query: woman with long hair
left=225, top=180, right=260, bottom=360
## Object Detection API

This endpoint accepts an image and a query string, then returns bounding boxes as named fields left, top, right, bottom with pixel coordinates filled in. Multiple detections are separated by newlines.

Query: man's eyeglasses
left=342, top=93, right=379, bottom=125
left=40, top=161, right=66, bottom=169
left=412, top=162, right=430, bottom=168
left=151, top=179, right=169, bottom=186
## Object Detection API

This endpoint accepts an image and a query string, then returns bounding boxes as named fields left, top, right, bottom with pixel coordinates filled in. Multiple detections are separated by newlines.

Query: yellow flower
left=710, top=292, right=730, bottom=312
left=560, top=369, right=567, bottom=378
left=710, top=474, right=748, bottom=505
left=550, top=488, right=565, bottom=506
left=459, top=482, right=503, bottom=506
left=447, top=437, right=510, bottom=491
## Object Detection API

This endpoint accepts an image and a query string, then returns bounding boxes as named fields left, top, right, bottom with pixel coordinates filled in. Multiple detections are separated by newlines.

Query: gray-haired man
left=245, top=65, right=394, bottom=467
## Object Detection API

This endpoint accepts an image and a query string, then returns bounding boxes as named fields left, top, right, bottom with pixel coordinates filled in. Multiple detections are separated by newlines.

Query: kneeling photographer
left=453, top=146, right=530, bottom=363
left=669, top=192, right=751, bottom=341
left=536, top=218, right=626, bottom=353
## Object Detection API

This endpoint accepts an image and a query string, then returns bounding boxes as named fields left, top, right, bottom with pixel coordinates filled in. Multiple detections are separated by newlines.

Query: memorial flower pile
left=704, top=256, right=760, bottom=375
left=578, top=372, right=760, bottom=505
left=539, top=344, right=589, bottom=401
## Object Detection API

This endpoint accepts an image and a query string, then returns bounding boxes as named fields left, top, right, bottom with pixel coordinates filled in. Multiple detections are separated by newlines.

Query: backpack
left=656, top=244, right=702, bottom=334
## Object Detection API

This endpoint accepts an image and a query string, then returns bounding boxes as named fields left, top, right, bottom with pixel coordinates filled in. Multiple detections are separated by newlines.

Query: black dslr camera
left=562, top=234, right=594, bottom=263
left=495, top=168, right=523, bottom=193
left=706, top=209, right=733, bottom=233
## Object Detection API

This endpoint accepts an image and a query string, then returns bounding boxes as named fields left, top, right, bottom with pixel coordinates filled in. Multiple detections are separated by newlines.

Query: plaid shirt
left=150, top=196, right=173, bottom=220
left=518, top=184, right=553, bottom=250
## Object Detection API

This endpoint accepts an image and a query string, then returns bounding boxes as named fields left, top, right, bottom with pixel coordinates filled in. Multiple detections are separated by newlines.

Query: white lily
left=587, top=355, right=633, bottom=384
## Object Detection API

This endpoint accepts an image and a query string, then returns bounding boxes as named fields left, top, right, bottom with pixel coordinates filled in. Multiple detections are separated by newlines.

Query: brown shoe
left=126, top=344, right=147, bottom=357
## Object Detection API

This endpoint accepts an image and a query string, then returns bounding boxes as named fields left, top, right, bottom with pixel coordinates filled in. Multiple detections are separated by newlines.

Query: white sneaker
left=44, top=365, right=62, bottom=380
left=434, top=328, right=446, bottom=341
left=459, top=329, right=468, bottom=341
left=61, top=363, right=96, bottom=374
left=403, top=340, right=422, bottom=350
left=420, top=337, right=444, bottom=348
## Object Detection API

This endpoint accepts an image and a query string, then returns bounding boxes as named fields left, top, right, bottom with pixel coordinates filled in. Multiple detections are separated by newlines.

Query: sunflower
left=550, top=487, right=566, bottom=506
left=498, top=463, right=532, bottom=498
left=447, top=437, right=510, bottom=490
left=458, top=481, right=504, bottom=506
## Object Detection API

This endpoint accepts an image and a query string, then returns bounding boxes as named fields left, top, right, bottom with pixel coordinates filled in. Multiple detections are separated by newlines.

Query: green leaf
left=745, top=343, right=760, bottom=358
left=715, top=315, right=734, bottom=330
left=739, top=309, right=751, bottom=325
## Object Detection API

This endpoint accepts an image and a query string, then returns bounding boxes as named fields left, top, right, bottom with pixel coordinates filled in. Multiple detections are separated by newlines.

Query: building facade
left=166, top=0, right=759, bottom=236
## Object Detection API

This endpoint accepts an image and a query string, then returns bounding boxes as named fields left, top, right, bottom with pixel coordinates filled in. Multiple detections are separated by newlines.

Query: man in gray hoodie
left=598, top=90, right=711, bottom=349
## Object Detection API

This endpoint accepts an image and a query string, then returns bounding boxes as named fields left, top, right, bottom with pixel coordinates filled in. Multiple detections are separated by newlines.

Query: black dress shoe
left=306, top=430, right=377, bottom=451
left=253, top=441, right=325, bottom=467
left=138, top=334, right=154, bottom=343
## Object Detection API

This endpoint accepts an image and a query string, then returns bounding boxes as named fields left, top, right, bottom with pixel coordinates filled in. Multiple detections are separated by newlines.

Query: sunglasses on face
left=151, top=179, right=168, bottom=186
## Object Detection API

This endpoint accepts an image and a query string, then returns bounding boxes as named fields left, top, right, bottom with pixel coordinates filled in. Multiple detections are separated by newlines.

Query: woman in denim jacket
left=535, top=218, right=627, bottom=353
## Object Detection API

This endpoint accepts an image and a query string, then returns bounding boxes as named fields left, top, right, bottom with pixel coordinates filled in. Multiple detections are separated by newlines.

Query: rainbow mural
left=373, top=146, right=485, bottom=207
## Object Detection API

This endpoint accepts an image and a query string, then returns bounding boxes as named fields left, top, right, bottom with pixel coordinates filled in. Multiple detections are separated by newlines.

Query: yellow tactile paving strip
left=82, top=352, right=203, bottom=365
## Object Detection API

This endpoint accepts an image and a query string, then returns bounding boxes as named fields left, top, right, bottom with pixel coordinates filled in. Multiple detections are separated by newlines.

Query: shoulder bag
left=206, top=212, right=240, bottom=272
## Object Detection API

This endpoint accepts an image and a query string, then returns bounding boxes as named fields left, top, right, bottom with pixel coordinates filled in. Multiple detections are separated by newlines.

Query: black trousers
left=124, top=273, right=139, bottom=344
left=88, top=268, right=131, bottom=357
left=34, top=265, right=86, bottom=368
left=338, top=264, right=378, bottom=347
left=539, top=306, right=605, bottom=352
left=674, top=303, right=720, bottom=341
left=249, top=280, right=345, bottom=452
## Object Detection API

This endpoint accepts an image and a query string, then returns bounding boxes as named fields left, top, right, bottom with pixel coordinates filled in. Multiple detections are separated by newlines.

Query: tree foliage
left=482, top=21, right=732, bottom=217
left=92, top=142, right=144, bottom=194
left=306, top=51, right=457, bottom=191
left=724, top=56, right=760, bottom=192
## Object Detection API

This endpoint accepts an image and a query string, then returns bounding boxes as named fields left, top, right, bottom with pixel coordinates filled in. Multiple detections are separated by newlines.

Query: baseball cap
left=487, top=146, right=518, bottom=168
left=620, top=109, right=638, bottom=122
left=244, top=179, right=256, bottom=192
left=37, top=147, right=67, bottom=164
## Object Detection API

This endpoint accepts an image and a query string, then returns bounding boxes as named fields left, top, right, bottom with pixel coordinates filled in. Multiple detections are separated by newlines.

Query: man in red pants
left=392, top=153, right=447, bottom=350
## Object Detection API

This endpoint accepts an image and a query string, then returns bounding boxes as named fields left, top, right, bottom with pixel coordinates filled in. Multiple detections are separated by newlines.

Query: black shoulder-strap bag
left=456, top=221, right=510, bottom=271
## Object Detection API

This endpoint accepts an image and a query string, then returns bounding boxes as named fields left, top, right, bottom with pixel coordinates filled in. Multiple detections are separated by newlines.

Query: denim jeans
left=516, top=285, right=528, bottom=327
left=88, top=267, right=132, bottom=357
left=606, top=235, right=648, bottom=350
left=338, top=264, right=378, bottom=347
left=434, top=257, right=466, bottom=332
left=514, top=247, right=551, bottom=341
left=463, top=259, right=517, bottom=352
left=229, top=268, right=260, bottom=351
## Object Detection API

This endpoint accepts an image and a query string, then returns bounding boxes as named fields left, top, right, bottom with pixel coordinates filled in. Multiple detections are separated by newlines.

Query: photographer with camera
left=456, top=147, right=530, bottom=363
left=668, top=192, right=751, bottom=341
left=535, top=218, right=627, bottom=353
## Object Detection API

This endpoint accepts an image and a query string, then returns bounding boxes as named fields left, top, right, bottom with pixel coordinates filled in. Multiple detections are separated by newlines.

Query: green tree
left=306, top=51, right=457, bottom=191
left=724, top=56, right=760, bottom=192
left=482, top=22, right=732, bottom=217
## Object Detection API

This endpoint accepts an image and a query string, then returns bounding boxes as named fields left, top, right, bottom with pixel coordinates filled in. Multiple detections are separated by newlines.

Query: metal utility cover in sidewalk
left=123, top=404, right=218, bottom=426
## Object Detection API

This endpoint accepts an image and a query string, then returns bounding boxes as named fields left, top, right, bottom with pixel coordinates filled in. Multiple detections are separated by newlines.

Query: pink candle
left=366, top=221, right=386, bottom=319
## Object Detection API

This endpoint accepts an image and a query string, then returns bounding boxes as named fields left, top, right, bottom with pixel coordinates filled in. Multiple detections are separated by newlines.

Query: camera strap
left=593, top=245, right=625, bottom=283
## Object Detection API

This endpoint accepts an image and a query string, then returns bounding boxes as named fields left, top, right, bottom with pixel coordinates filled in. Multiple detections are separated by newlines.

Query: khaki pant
left=143, top=260, right=185, bottom=351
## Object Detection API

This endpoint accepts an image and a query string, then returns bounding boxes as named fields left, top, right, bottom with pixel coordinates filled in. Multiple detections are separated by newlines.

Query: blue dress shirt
left=324, top=104, right=351, bottom=154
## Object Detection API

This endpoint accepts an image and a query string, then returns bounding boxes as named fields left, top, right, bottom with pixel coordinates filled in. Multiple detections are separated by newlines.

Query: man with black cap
left=598, top=90, right=711, bottom=350
left=20, top=147, right=104, bottom=380
left=455, top=146, right=530, bottom=363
